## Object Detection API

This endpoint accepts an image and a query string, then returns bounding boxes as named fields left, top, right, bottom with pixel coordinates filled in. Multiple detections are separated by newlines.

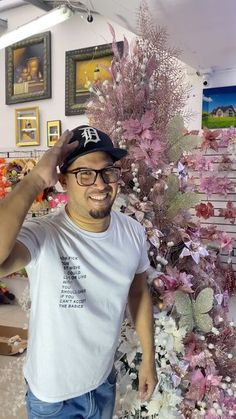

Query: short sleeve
left=17, top=218, right=46, bottom=265
left=135, top=227, right=150, bottom=274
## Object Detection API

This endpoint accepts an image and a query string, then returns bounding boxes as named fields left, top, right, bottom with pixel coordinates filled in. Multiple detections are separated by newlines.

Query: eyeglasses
left=66, top=166, right=121, bottom=186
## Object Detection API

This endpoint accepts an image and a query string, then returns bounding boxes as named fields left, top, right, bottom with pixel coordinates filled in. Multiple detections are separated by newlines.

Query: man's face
left=62, top=151, right=119, bottom=220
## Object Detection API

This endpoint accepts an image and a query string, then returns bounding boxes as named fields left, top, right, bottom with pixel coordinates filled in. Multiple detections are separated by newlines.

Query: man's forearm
left=0, top=130, right=76, bottom=265
left=128, top=287, right=155, bottom=361
left=0, top=173, right=45, bottom=264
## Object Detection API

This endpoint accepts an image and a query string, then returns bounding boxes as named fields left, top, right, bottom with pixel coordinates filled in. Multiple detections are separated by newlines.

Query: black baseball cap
left=60, top=125, right=127, bottom=173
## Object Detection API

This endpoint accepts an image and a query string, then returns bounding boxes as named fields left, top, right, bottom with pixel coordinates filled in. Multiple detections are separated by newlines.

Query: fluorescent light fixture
left=0, top=6, right=74, bottom=49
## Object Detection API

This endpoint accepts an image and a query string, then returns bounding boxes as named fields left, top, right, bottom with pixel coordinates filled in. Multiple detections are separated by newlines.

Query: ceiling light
left=0, top=6, right=74, bottom=49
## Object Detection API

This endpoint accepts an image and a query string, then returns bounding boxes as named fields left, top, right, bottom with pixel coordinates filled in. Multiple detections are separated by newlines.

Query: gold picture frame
left=47, top=120, right=61, bottom=147
left=15, top=106, right=40, bottom=146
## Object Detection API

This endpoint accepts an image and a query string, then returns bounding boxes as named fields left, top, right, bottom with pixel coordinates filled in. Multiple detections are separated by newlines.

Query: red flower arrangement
left=195, top=202, right=214, bottom=219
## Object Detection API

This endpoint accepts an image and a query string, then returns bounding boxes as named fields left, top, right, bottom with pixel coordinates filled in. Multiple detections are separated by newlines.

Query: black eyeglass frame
left=66, top=166, right=121, bottom=186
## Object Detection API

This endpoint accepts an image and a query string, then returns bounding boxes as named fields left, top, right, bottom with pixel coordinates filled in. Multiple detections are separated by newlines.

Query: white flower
left=117, top=371, right=134, bottom=395
left=119, top=328, right=141, bottom=365
left=180, top=241, right=208, bottom=264
left=112, top=193, right=128, bottom=212
left=154, top=313, right=186, bottom=354
left=121, top=388, right=141, bottom=414
left=147, top=388, right=182, bottom=417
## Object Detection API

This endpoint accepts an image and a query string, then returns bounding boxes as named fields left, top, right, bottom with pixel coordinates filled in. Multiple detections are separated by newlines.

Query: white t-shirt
left=17, top=207, right=150, bottom=402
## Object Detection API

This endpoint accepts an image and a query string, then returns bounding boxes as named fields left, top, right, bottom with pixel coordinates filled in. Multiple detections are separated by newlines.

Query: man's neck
left=65, top=205, right=111, bottom=233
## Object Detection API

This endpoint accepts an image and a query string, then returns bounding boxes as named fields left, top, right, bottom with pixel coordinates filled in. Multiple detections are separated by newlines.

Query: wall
left=197, top=68, right=236, bottom=321
left=184, top=67, right=203, bottom=130
left=208, top=68, right=236, bottom=88
left=0, top=4, right=136, bottom=150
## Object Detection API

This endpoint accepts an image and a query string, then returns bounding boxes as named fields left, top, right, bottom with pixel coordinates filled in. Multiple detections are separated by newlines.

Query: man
left=0, top=125, right=157, bottom=419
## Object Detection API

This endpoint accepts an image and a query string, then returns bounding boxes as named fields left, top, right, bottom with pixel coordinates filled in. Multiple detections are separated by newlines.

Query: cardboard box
left=0, top=325, right=27, bottom=355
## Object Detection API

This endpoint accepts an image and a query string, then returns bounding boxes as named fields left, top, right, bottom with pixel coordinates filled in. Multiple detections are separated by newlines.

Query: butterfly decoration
left=175, top=287, right=214, bottom=333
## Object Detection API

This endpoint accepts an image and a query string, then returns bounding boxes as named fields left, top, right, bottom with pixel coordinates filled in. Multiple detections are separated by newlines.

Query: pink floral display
left=85, top=9, right=236, bottom=416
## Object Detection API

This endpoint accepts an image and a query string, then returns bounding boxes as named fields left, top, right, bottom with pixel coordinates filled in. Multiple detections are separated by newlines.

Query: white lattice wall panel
left=190, top=145, right=236, bottom=271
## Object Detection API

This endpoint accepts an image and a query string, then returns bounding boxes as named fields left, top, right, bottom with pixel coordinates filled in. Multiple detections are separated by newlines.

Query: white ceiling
left=1, top=0, right=236, bottom=73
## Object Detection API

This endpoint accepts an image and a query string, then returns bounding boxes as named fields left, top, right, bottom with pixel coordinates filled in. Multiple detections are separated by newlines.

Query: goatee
left=89, top=207, right=112, bottom=219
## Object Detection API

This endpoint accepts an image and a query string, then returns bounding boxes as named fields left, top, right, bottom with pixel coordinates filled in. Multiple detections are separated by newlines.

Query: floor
left=0, top=304, right=28, bottom=419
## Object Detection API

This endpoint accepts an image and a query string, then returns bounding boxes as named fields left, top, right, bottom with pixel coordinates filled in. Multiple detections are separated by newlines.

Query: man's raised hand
left=30, top=130, right=78, bottom=188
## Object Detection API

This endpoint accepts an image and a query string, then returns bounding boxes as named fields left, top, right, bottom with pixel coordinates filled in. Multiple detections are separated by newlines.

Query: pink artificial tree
left=86, top=3, right=236, bottom=418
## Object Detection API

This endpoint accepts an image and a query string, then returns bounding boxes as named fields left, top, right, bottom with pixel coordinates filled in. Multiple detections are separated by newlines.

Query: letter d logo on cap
left=80, top=127, right=101, bottom=147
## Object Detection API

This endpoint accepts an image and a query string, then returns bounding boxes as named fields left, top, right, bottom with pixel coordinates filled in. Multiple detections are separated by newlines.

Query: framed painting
left=65, top=41, right=123, bottom=115
left=15, top=106, right=40, bottom=146
left=47, top=120, right=61, bottom=147
left=202, top=85, right=236, bottom=129
left=6, top=31, right=51, bottom=105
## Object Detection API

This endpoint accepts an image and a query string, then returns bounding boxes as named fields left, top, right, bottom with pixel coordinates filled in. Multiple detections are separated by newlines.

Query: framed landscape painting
left=65, top=41, right=123, bottom=115
left=6, top=31, right=51, bottom=105
left=202, top=85, right=236, bottom=128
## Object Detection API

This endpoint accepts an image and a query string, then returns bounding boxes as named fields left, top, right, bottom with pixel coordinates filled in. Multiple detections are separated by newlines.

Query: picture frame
left=47, top=120, right=62, bottom=147
left=65, top=41, right=123, bottom=115
left=15, top=106, right=40, bottom=146
left=6, top=31, right=51, bottom=105
left=202, top=85, right=236, bottom=129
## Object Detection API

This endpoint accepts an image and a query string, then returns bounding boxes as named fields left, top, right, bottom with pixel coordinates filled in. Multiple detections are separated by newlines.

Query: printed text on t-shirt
left=59, top=256, right=87, bottom=309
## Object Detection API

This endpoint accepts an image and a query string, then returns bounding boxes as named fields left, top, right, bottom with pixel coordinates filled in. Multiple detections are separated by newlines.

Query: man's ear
left=58, top=173, right=67, bottom=191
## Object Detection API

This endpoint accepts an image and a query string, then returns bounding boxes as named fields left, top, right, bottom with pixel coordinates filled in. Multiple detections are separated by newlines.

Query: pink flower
left=219, top=201, right=236, bottom=223
left=122, top=110, right=155, bottom=140
left=206, top=374, right=222, bottom=387
left=178, top=271, right=194, bottom=292
left=219, top=126, right=236, bottom=147
left=131, top=137, right=162, bottom=168
left=185, top=154, right=215, bottom=171
left=200, top=176, right=235, bottom=197
left=216, top=177, right=235, bottom=196
left=200, top=225, right=218, bottom=241
left=186, top=369, right=222, bottom=402
left=218, top=155, right=233, bottom=171
left=154, top=267, right=193, bottom=308
left=201, top=128, right=221, bottom=151
left=48, top=193, right=68, bottom=209
left=218, top=232, right=234, bottom=252
left=186, top=369, right=206, bottom=401
left=159, top=266, right=193, bottom=292
left=200, top=176, right=217, bottom=197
